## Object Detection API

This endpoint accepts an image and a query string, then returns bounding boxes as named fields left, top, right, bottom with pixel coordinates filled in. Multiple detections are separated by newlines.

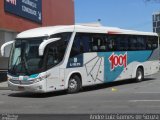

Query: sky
left=75, top=0, right=160, bottom=32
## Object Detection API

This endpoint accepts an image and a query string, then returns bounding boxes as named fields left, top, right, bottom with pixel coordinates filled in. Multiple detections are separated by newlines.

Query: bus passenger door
left=46, top=67, right=65, bottom=91
left=46, top=67, right=60, bottom=91
left=45, top=42, right=66, bottom=91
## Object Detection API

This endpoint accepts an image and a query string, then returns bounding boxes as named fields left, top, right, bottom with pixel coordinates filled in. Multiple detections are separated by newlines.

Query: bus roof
left=17, top=25, right=158, bottom=38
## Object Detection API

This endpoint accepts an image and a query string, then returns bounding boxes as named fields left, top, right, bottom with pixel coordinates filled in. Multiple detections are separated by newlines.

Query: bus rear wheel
left=67, top=75, right=81, bottom=94
left=135, top=67, right=144, bottom=82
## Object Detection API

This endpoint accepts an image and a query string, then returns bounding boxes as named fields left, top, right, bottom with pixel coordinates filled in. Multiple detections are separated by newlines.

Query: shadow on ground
left=8, top=78, right=156, bottom=98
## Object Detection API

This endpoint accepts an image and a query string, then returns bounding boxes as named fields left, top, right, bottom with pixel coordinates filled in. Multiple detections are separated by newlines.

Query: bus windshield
left=8, top=32, right=72, bottom=76
left=8, top=37, right=46, bottom=76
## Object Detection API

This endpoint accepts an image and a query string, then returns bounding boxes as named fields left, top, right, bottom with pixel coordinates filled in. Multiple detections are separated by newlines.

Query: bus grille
left=10, top=80, right=34, bottom=85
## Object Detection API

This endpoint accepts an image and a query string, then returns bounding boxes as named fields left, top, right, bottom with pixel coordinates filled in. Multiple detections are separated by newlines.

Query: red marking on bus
left=109, top=52, right=127, bottom=71
left=108, top=31, right=121, bottom=34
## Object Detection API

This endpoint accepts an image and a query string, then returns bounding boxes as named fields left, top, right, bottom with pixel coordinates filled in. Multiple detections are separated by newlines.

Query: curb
left=0, top=81, right=9, bottom=90
left=0, top=87, right=9, bottom=90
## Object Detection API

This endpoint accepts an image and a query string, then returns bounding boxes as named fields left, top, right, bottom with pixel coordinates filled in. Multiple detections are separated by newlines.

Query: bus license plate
left=18, top=86, right=24, bottom=91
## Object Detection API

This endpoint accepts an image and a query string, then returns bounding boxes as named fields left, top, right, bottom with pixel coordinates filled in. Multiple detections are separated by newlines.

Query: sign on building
left=153, top=12, right=160, bottom=33
left=4, top=0, right=42, bottom=23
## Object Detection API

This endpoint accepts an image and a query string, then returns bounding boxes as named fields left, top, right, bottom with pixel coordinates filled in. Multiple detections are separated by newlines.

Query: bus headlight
left=7, top=77, right=11, bottom=81
left=30, top=74, right=50, bottom=83
left=32, top=77, right=43, bottom=83
left=30, top=77, right=44, bottom=83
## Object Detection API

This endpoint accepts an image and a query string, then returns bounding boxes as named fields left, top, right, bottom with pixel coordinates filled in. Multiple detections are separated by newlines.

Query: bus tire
left=67, top=75, right=81, bottom=94
left=135, top=67, right=144, bottom=82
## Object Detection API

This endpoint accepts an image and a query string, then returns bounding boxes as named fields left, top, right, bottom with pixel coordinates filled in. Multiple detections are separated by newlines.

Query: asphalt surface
left=0, top=72, right=160, bottom=115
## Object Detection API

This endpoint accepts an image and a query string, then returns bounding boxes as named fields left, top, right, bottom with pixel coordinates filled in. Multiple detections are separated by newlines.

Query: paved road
left=0, top=72, right=160, bottom=114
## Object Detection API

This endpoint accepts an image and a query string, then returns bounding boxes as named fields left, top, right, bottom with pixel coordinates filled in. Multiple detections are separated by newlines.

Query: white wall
left=0, top=30, right=17, bottom=57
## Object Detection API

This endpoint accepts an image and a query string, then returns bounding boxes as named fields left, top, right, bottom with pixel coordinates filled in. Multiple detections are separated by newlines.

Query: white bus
left=1, top=25, right=159, bottom=93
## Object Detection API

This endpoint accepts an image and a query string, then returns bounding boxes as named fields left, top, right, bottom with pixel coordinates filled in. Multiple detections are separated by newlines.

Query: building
left=0, top=0, right=74, bottom=80
left=0, top=0, right=74, bottom=56
left=153, top=12, right=160, bottom=33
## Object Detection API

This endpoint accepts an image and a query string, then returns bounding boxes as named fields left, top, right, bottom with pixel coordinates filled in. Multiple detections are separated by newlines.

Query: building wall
left=0, top=0, right=75, bottom=69
left=0, top=0, right=75, bottom=32
left=0, top=30, right=17, bottom=57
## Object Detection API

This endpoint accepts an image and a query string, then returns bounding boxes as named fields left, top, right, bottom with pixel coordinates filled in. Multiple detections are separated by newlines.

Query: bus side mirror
left=39, top=38, right=60, bottom=56
left=1, top=41, right=14, bottom=56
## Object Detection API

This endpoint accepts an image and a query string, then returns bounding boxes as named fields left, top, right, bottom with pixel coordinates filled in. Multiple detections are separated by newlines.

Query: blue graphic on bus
left=98, top=51, right=152, bottom=82
left=67, top=54, right=83, bottom=68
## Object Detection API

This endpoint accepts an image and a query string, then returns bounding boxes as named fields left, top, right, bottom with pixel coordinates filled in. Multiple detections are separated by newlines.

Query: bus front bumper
left=8, top=80, right=46, bottom=93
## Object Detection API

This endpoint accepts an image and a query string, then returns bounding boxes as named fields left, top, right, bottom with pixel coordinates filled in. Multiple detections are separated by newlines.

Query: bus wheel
left=67, top=75, right=81, bottom=94
left=135, top=67, right=144, bottom=82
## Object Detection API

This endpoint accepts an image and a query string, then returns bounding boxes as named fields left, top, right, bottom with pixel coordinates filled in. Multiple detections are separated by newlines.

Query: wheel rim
left=69, top=79, right=77, bottom=90
left=137, top=71, right=142, bottom=80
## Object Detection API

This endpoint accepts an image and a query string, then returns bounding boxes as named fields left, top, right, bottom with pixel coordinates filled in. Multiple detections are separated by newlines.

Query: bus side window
left=81, top=35, right=90, bottom=53
left=46, top=33, right=72, bottom=69
left=137, top=36, right=146, bottom=50
left=107, top=36, right=116, bottom=51
left=91, top=36, right=98, bottom=52
left=70, top=33, right=90, bottom=58
left=147, top=36, right=158, bottom=50
left=153, top=37, right=158, bottom=49
left=46, top=47, right=58, bottom=67
left=129, top=36, right=137, bottom=50
left=70, top=37, right=81, bottom=58
left=104, top=36, right=109, bottom=51
left=118, top=35, right=129, bottom=51
left=99, top=36, right=107, bottom=52
left=90, top=34, right=107, bottom=52
left=108, top=39, right=114, bottom=51
left=152, top=40, right=158, bottom=49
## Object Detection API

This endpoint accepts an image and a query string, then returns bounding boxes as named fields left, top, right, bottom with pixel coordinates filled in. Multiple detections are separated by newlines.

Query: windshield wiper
left=10, top=55, right=30, bottom=75
left=11, top=55, right=21, bottom=74
left=21, top=55, right=30, bottom=75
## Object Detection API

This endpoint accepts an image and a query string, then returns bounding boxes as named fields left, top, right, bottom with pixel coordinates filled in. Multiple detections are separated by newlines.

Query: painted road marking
left=129, top=100, right=160, bottom=102
left=135, top=92, right=160, bottom=94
